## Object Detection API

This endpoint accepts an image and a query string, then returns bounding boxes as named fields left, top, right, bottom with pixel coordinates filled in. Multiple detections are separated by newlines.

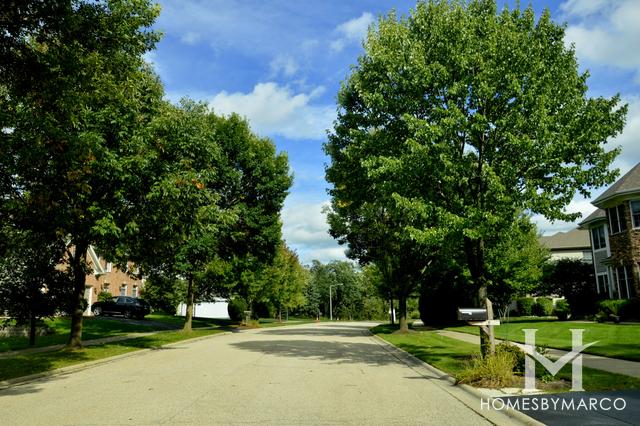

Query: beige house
left=579, top=163, right=640, bottom=299
left=539, top=228, right=592, bottom=263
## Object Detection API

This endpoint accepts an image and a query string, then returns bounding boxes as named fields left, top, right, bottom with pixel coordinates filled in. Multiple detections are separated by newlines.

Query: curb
left=0, top=330, right=232, bottom=391
left=369, top=333, right=544, bottom=426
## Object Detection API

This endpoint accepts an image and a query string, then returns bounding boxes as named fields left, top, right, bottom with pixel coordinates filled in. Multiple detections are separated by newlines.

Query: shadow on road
left=256, top=325, right=369, bottom=338
left=231, top=339, right=403, bottom=367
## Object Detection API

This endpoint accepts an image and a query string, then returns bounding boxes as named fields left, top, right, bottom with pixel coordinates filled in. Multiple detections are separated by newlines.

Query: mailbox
left=457, top=308, right=487, bottom=322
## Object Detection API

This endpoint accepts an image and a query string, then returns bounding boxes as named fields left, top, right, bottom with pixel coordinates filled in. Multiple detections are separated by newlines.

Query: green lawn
left=1, top=313, right=319, bottom=353
left=444, top=318, right=640, bottom=361
left=373, top=324, right=480, bottom=374
left=373, top=324, right=640, bottom=392
left=0, top=317, right=159, bottom=352
left=0, top=329, right=223, bottom=382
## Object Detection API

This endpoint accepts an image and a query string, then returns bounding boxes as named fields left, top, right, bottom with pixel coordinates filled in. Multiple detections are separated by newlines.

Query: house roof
left=578, top=208, right=607, bottom=228
left=593, top=162, right=640, bottom=207
left=539, top=228, right=590, bottom=250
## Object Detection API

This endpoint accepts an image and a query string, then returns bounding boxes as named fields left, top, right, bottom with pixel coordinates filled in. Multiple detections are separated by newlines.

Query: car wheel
left=92, top=307, right=102, bottom=316
left=124, top=310, right=133, bottom=319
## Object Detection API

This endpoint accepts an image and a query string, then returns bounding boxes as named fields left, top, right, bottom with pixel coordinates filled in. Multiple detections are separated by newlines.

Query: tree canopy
left=325, top=0, right=626, bottom=336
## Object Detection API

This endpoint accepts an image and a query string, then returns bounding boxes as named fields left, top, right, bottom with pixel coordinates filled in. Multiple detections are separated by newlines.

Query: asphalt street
left=0, top=322, right=526, bottom=425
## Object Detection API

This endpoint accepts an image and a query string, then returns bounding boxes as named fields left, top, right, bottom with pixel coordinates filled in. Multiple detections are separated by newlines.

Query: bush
left=619, top=298, right=640, bottom=321
left=516, top=297, right=535, bottom=316
left=457, top=351, right=518, bottom=388
left=495, top=342, right=526, bottom=374
left=532, top=297, right=553, bottom=316
left=227, top=297, right=247, bottom=322
left=597, top=299, right=626, bottom=317
left=595, top=311, right=607, bottom=323
left=554, top=299, right=570, bottom=320
left=97, top=291, right=113, bottom=303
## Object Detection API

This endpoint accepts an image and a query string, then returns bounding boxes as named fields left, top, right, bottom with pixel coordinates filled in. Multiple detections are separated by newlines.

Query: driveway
left=0, top=322, right=524, bottom=425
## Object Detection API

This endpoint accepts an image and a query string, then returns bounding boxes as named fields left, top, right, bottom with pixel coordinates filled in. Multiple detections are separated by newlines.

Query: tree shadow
left=231, top=338, right=405, bottom=367
left=256, top=325, right=369, bottom=338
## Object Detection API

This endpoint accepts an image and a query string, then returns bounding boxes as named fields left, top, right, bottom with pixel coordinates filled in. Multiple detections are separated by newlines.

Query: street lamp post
left=329, top=284, right=342, bottom=321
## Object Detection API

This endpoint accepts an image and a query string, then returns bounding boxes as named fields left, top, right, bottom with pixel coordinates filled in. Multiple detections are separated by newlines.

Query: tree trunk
left=389, top=296, right=395, bottom=324
left=183, top=276, right=194, bottom=332
left=278, top=305, right=282, bottom=323
left=67, top=240, right=89, bottom=349
left=398, top=294, right=409, bottom=333
left=29, top=312, right=36, bottom=346
left=465, top=237, right=493, bottom=357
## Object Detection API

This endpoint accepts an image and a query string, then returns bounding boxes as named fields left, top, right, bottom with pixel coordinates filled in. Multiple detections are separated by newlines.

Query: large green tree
left=326, top=0, right=626, bottom=341
left=119, top=102, right=291, bottom=330
left=0, top=0, right=163, bottom=347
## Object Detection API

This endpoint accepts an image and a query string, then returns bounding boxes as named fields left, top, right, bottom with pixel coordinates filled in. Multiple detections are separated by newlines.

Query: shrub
left=532, top=297, right=553, bottom=316
left=97, top=292, right=113, bottom=303
left=619, top=298, right=640, bottom=321
left=516, top=297, right=535, bottom=316
left=227, top=297, right=247, bottom=322
left=554, top=299, right=570, bottom=320
left=595, top=311, right=607, bottom=323
left=597, top=299, right=626, bottom=317
left=457, top=351, right=517, bottom=388
left=495, top=342, right=525, bottom=374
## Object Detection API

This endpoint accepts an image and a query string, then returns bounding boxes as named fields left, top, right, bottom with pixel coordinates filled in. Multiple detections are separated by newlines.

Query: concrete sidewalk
left=437, top=330, right=640, bottom=379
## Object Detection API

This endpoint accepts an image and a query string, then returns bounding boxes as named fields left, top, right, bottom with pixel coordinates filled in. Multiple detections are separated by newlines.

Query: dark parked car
left=91, top=296, right=151, bottom=319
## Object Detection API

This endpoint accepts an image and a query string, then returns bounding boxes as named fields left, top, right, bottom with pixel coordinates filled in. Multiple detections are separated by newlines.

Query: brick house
left=82, top=246, right=144, bottom=315
left=579, top=163, right=640, bottom=299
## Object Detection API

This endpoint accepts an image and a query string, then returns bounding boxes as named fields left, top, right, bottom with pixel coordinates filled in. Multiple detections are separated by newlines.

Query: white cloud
left=609, top=95, right=640, bottom=173
left=560, top=0, right=612, bottom=18
left=209, top=82, right=335, bottom=140
left=281, top=201, right=346, bottom=264
left=562, top=1, right=640, bottom=73
left=180, top=32, right=202, bottom=45
left=531, top=198, right=595, bottom=236
left=330, top=12, right=374, bottom=53
left=270, top=55, right=299, bottom=77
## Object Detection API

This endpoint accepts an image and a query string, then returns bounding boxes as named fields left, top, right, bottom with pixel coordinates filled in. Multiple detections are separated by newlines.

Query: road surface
left=0, top=322, right=524, bottom=425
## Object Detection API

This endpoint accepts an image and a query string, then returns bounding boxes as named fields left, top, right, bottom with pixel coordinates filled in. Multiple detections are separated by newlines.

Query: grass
left=0, top=329, right=223, bottom=382
left=0, top=317, right=158, bottom=352
left=0, top=314, right=317, bottom=382
left=373, top=324, right=480, bottom=373
left=444, top=318, right=640, bottom=361
left=1, top=313, right=319, bottom=353
left=373, top=324, right=640, bottom=392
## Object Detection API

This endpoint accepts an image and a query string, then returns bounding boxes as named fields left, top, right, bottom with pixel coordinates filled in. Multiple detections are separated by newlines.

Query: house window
left=631, top=201, right=640, bottom=228
left=102, top=283, right=110, bottom=293
left=120, top=284, right=127, bottom=296
left=614, top=266, right=633, bottom=299
left=591, top=225, right=607, bottom=250
left=132, top=285, right=138, bottom=298
left=608, top=204, right=628, bottom=235
left=596, top=274, right=609, bottom=295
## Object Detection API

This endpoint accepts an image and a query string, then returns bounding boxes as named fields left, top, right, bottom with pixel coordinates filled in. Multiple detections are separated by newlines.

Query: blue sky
left=147, top=0, right=640, bottom=264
